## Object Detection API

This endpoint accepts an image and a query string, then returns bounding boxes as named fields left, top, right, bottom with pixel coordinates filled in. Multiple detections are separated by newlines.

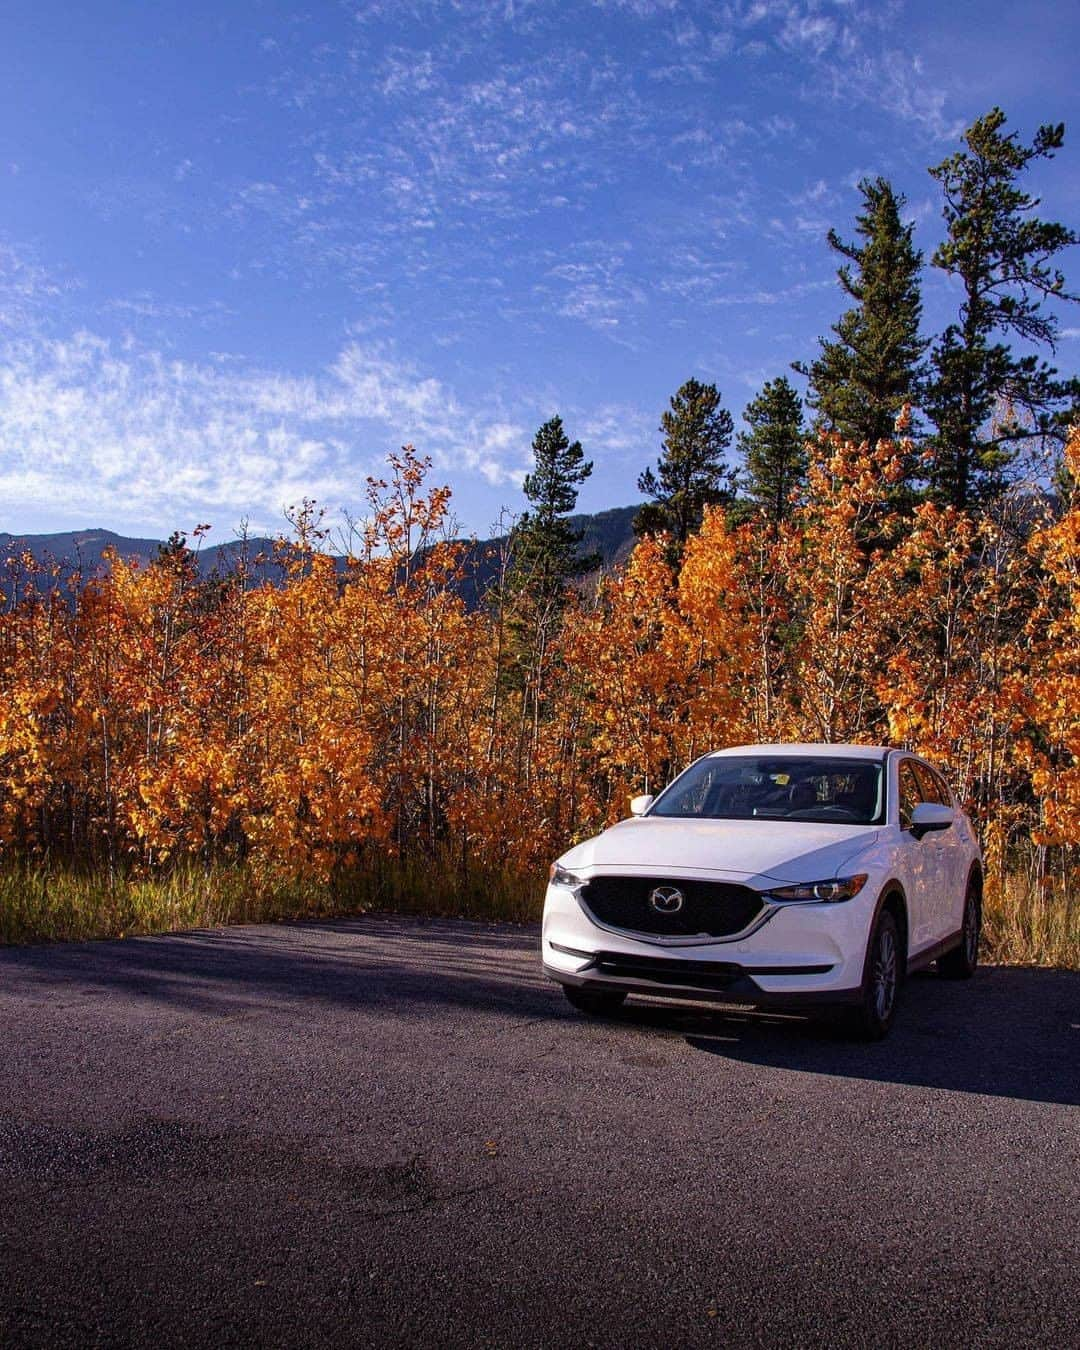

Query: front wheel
left=939, top=882, right=980, bottom=979
left=843, top=909, right=901, bottom=1041
left=563, top=986, right=627, bottom=1017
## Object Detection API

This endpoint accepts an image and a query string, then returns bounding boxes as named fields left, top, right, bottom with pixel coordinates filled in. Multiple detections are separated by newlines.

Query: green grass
left=0, top=853, right=545, bottom=947
left=0, top=857, right=1075, bottom=969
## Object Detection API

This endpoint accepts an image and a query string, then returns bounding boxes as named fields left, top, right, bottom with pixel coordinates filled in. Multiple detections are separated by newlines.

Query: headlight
left=549, top=862, right=584, bottom=891
left=765, top=874, right=869, bottom=904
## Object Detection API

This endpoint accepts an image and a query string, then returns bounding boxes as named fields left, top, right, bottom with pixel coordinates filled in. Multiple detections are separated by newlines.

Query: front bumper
left=543, top=950, right=862, bottom=1007
left=542, top=877, right=872, bottom=1007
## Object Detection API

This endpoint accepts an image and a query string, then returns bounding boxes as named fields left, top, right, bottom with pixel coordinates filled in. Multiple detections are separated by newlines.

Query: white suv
left=542, top=745, right=983, bottom=1038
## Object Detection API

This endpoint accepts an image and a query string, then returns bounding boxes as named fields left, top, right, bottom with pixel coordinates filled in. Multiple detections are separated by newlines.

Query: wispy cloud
left=577, top=402, right=657, bottom=464
left=104, top=295, right=235, bottom=326
left=0, top=332, right=533, bottom=538
left=6, top=0, right=1059, bottom=542
left=540, top=242, right=647, bottom=337
left=0, top=241, right=73, bottom=331
left=711, top=277, right=835, bottom=306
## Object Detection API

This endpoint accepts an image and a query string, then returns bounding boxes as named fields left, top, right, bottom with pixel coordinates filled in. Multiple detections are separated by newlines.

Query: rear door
left=896, top=758, right=935, bottom=953
left=913, top=761, right=967, bottom=939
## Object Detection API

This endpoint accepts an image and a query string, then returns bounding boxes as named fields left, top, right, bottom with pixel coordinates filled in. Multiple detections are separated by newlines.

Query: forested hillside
left=1, top=506, right=640, bottom=605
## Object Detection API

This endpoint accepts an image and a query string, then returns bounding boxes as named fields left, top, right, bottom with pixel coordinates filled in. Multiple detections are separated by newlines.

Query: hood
left=560, top=815, right=880, bottom=885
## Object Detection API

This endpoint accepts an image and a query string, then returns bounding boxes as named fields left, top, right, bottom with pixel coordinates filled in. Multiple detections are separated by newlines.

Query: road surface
left=1, top=916, right=1078, bottom=1347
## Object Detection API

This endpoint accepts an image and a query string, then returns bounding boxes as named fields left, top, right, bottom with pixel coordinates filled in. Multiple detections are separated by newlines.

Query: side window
left=930, top=767, right=954, bottom=807
left=912, top=762, right=946, bottom=805
left=898, top=760, right=924, bottom=830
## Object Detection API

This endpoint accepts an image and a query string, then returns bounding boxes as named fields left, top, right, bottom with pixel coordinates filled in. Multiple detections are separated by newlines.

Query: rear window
left=650, top=755, right=885, bottom=825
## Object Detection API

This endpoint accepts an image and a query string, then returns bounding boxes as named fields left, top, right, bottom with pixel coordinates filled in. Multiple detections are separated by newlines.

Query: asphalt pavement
left=1, top=915, right=1078, bottom=1348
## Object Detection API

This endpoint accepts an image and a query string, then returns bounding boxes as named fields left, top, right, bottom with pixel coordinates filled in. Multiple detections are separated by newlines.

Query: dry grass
left=0, top=857, right=1075, bottom=968
left=0, top=853, right=544, bottom=948
left=982, top=871, right=1080, bottom=968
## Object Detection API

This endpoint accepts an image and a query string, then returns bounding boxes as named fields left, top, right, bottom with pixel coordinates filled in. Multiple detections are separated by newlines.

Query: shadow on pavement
left=0, top=915, right=556, bottom=1023
left=3, top=915, right=1078, bottom=1107
left=654, top=967, right=1080, bottom=1107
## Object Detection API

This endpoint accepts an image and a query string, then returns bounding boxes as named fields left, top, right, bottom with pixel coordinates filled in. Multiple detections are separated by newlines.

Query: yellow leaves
left=0, top=439, right=1077, bottom=885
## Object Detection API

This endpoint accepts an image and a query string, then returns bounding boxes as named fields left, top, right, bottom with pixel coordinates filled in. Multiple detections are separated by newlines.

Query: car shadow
left=613, top=967, right=1080, bottom=1107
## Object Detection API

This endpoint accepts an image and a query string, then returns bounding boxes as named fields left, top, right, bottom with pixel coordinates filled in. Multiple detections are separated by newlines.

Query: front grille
left=580, top=875, right=765, bottom=939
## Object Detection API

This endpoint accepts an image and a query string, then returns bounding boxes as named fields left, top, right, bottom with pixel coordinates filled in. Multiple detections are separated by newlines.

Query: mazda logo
left=649, top=886, right=684, bottom=914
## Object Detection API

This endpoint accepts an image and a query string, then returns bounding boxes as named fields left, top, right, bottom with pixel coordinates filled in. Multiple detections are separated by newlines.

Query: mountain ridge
left=0, top=505, right=641, bottom=602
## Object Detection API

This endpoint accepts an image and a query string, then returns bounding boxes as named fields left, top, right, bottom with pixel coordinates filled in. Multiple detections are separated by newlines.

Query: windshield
left=649, top=754, right=885, bottom=825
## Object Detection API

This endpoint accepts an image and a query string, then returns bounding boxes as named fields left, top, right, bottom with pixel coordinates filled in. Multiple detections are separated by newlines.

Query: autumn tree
left=635, top=378, right=734, bottom=554
left=777, top=437, right=907, bottom=742
left=926, top=109, right=1078, bottom=510
left=563, top=534, right=692, bottom=803
left=1019, top=428, right=1080, bottom=863
left=797, top=178, right=926, bottom=474
left=737, top=376, right=807, bottom=524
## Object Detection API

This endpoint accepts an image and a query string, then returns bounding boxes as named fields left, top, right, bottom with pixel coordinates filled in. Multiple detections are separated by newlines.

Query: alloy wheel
left=872, top=926, right=898, bottom=1021
left=964, top=894, right=979, bottom=965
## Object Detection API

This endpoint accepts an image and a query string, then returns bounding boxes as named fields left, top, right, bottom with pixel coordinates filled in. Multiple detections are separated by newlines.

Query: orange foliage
left=0, top=432, right=1077, bottom=895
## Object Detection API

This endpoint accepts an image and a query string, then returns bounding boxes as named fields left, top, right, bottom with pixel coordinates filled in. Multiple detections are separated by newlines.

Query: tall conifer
left=635, top=378, right=734, bottom=553
left=798, top=178, right=926, bottom=465
left=508, top=415, right=595, bottom=617
left=925, top=108, right=1078, bottom=510
left=738, top=377, right=807, bottom=525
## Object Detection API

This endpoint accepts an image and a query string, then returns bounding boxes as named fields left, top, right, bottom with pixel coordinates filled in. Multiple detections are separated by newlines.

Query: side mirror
left=630, top=794, right=654, bottom=817
left=910, top=802, right=954, bottom=839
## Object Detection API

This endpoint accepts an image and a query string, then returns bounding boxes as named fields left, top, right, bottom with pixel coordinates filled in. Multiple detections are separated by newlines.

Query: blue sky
left=1, top=0, right=1077, bottom=542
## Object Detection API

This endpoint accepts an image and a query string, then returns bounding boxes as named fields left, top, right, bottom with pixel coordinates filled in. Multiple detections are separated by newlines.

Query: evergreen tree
left=797, top=177, right=926, bottom=456
left=925, top=108, right=1078, bottom=510
left=508, top=415, right=596, bottom=615
left=635, top=378, right=734, bottom=550
left=738, top=376, right=807, bottom=525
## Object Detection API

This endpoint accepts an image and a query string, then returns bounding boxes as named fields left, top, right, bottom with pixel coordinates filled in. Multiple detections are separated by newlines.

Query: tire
left=844, top=909, right=902, bottom=1041
left=563, top=986, right=627, bottom=1017
left=939, top=880, right=980, bottom=979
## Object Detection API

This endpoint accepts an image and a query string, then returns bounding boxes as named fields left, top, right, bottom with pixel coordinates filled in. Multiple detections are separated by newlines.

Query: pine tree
left=738, top=376, right=807, bottom=525
left=925, top=108, right=1078, bottom=510
left=797, top=178, right=926, bottom=459
left=635, top=378, right=734, bottom=551
left=508, top=415, right=596, bottom=616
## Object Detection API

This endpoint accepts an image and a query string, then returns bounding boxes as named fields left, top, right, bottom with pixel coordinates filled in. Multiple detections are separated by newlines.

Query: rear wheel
left=939, top=880, right=980, bottom=979
left=563, top=986, right=627, bottom=1017
left=843, top=909, right=901, bottom=1041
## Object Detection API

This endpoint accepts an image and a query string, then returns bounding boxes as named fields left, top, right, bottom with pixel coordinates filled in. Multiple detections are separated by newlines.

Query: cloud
left=532, top=239, right=649, bottom=339
left=778, top=11, right=838, bottom=57
left=592, top=0, right=680, bottom=14
left=788, top=178, right=833, bottom=207
left=104, top=295, right=234, bottom=326
left=577, top=403, right=657, bottom=461
left=707, top=0, right=963, bottom=140
left=0, top=331, right=531, bottom=538
left=0, top=241, right=73, bottom=331
left=711, top=277, right=835, bottom=306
